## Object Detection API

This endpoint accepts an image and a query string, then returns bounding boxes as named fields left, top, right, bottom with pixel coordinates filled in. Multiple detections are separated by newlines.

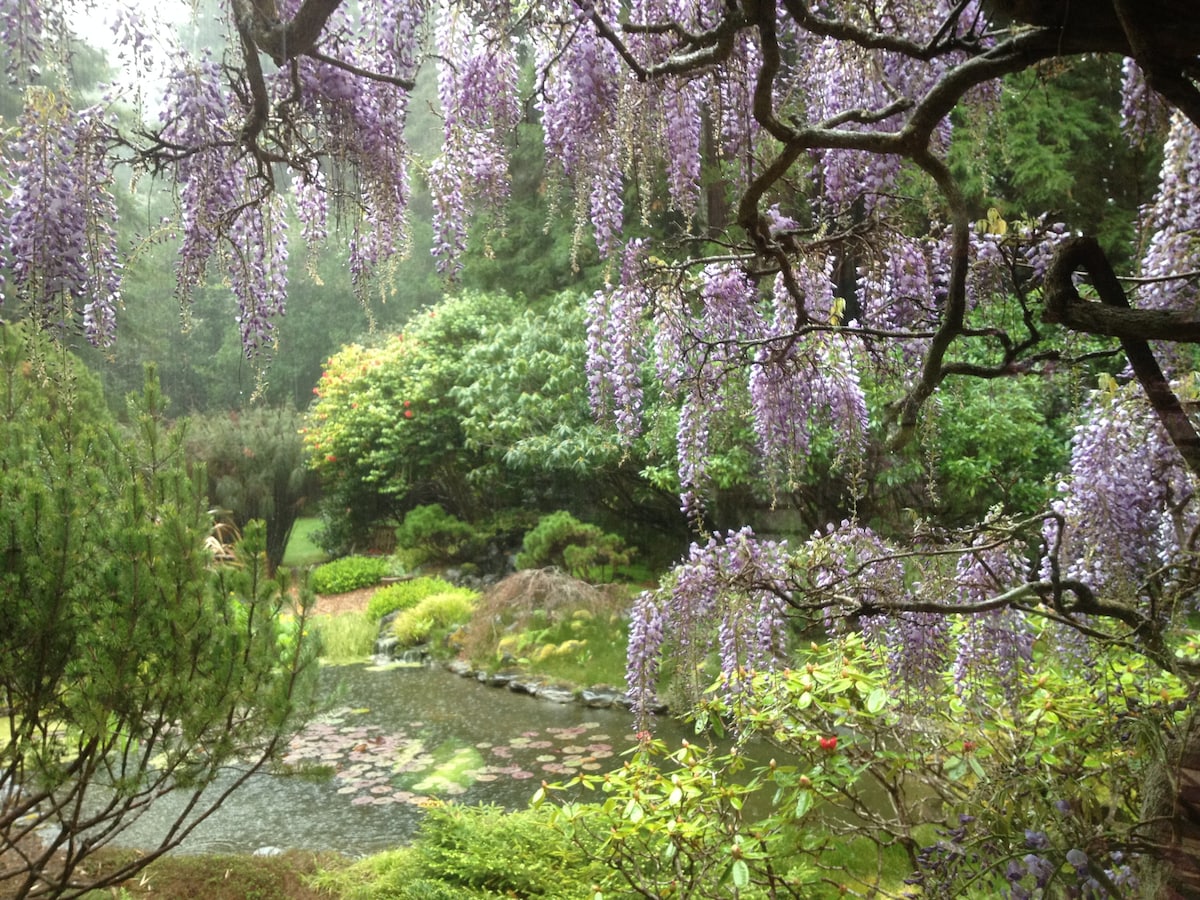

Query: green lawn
left=282, top=517, right=327, bottom=568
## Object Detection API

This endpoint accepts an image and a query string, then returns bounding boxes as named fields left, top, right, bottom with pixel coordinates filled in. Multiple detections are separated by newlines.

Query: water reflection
left=114, top=662, right=690, bottom=856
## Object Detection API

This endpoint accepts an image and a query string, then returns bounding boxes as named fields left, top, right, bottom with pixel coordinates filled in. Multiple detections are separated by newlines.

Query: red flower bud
left=819, top=735, right=838, bottom=752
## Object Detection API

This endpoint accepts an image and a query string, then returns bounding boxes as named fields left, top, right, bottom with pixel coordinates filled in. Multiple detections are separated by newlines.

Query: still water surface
left=114, top=662, right=696, bottom=856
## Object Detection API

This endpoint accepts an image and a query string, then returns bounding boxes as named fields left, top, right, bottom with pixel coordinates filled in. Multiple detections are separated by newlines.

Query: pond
left=112, top=662, right=696, bottom=856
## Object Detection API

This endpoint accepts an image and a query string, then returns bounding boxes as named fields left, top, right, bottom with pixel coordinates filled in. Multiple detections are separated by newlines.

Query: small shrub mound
left=366, top=575, right=461, bottom=621
left=515, top=511, right=632, bottom=582
left=395, top=503, right=477, bottom=565
left=308, top=555, right=390, bottom=594
left=308, top=804, right=600, bottom=900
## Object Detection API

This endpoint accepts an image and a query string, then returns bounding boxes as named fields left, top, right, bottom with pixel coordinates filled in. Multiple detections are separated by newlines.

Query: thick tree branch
left=1044, top=236, right=1200, bottom=479
left=247, top=0, right=343, bottom=64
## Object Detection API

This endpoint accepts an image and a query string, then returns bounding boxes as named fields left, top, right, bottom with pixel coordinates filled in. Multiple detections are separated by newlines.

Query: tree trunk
left=1140, top=713, right=1200, bottom=897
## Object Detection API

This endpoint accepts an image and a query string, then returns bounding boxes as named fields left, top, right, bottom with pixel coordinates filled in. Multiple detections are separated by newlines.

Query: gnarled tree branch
left=1044, top=235, right=1200, bottom=479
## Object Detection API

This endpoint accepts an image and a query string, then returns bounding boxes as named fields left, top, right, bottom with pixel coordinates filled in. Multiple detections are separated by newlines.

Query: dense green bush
left=308, top=555, right=390, bottom=594
left=395, top=504, right=477, bottom=565
left=515, top=511, right=633, bottom=582
left=310, top=804, right=600, bottom=899
left=365, top=576, right=461, bottom=621
left=389, top=590, right=478, bottom=648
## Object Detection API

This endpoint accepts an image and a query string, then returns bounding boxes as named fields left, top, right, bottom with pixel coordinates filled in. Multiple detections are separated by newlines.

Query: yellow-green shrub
left=365, top=576, right=460, bottom=621
left=389, top=590, right=477, bottom=647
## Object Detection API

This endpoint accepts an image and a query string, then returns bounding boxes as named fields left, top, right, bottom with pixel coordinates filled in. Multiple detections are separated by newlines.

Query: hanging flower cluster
left=1, top=89, right=121, bottom=346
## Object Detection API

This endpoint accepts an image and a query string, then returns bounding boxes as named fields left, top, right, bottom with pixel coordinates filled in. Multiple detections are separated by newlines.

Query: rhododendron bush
left=4, top=0, right=1200, bottom=890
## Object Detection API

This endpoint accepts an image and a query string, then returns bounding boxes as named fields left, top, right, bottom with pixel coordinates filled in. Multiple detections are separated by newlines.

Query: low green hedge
left=309, top=555, right=390, bottom=594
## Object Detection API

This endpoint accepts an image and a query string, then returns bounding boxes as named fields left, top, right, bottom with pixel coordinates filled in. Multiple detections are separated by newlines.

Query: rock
left=487, top=669, right=521, bottom=688
left=535, top=685, right=577, bottom=704
left=508, top=678, right=540, bottom=696
left=580, top=687, right=621, bottom=708
left=446, top=659, right=475, bottom=678
left=253, top=846, right=284, bottom=857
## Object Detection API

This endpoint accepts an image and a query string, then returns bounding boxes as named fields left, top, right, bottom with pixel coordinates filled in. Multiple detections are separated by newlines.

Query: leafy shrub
left=311, top=805, right=600, bottom=900
left=365, top=576, right=461, bottom=622
left=389, top=590, right=477, bottom=648
left=395, top=504, right=477, bottom=564
left=515, top=511, right=633, bottom=582
left=309, top=555, right=390, bottom=594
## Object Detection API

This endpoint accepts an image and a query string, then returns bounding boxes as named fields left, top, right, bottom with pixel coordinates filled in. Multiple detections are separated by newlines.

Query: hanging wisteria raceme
left=293, top=171, right=329, bottom=254
left=714, top=30, right=760, bottom=192
left=626, top=527, right=791, bottom=720
left=586, top=241, right=650, bottom=443
left=159, top=57, right=241, bottom=306
left=803, top=520, right=953, bottom=694
left=658, top=76, right=705, bottom=223
left=227, top=192, right=289, bottom=356
left=857, top=233, right=937, bottom=336
left=1119, top=57, right=1168, bottom=143
left=73, top=106, right=123, bottom=347
left=1, top=89, right=121, bottom=346
left=676, top=264, right=765, bottom=518
left=300, top=0, right=422, bottom=291
left=951, top=537, right=1033, bottom=706
left=749, top=264, right=853, bottom=489
left=430, top=0, right=519, bottom=275
left=533, top=1, right=626, bottom=258
left=1042, top=383, right=1186, bottom=601
left=1135, top=113, right=1200, bottom=317
left=0, top=0, right=43, bottom=80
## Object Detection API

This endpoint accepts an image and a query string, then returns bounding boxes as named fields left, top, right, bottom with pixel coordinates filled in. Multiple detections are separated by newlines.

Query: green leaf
left=866, top=687, right=888, bottom=714
left=731, top=859, right=750, bottom=889
left=794, top=790, right=813, bottom=818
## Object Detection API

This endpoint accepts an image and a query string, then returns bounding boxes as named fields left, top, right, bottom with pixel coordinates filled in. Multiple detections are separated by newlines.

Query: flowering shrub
left=545, top=634, right=1182, bottom=897
left=304, top=292, right=520, bottom=548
